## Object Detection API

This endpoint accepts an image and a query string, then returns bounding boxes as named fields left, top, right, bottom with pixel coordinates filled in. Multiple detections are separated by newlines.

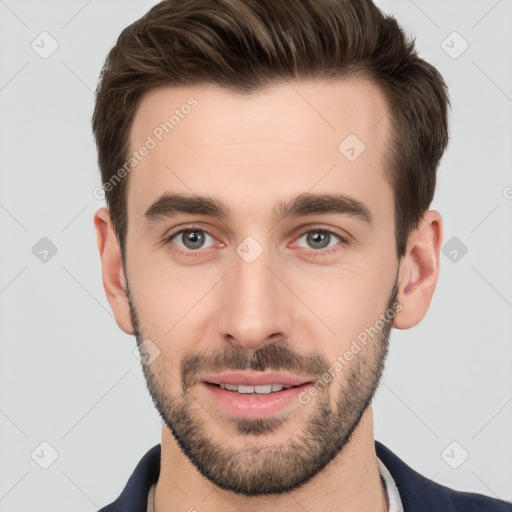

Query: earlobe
left=94, top=207, right=134, bottom=335
left=393, top=210, right=443, bottom=330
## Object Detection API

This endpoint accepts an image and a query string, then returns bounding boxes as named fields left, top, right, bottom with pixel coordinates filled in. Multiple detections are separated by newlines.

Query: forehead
left=126, top=78, right=392, bottom=224
left=130, top=78, right=389, bottom=148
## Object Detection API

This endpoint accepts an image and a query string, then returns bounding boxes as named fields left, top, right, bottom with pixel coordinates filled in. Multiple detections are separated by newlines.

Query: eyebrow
left=143, top=192, right=373, bottom=226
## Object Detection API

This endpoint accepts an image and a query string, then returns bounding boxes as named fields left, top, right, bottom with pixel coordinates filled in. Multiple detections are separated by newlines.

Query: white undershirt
left=147, top=456, right=404, bottom=512
left=377, top=456, right=404, bottom=512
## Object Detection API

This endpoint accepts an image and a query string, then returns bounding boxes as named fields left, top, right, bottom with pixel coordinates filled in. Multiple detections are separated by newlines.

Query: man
left=92, top=0, right=512, bottom=510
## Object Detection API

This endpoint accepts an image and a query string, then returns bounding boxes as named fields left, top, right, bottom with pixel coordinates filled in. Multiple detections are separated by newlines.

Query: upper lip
left=201, top=371, right=313, bottom=387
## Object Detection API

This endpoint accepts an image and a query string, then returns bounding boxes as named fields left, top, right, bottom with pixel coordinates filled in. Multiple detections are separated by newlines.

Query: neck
left=153, top=406, right=387, bottom=512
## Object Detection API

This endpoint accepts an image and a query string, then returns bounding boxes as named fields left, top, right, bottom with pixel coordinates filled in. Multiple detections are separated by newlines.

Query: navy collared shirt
left=99, top=441, right=512, bottom=511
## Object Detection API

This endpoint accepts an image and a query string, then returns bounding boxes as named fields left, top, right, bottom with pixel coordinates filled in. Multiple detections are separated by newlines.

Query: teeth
left=219, top=383, right=288, bottom=394
left=239, top=384, right=259, bottom=394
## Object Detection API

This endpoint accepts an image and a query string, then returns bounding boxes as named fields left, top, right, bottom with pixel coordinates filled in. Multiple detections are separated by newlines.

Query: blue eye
left=163, top=226, right=346, bottom=259
left=297, top=230, right=341, bottom=249
left=296, top=230, right=343, bottom=251
left=170, top=229, right=216, bottom=251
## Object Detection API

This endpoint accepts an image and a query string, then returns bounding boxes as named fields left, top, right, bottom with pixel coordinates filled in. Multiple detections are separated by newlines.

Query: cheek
left=127, top=255, right=224, bottom=372
left=291, top=256, right=396, bottom=347
left=128, top=242, right=210, bottom=315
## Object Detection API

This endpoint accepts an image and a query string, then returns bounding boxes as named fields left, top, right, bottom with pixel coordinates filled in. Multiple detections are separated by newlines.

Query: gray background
left=1, top=0, right=511, bottom=510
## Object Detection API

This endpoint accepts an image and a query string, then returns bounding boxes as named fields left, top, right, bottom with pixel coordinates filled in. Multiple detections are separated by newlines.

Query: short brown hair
left=92, top=0, right=449, bottom=260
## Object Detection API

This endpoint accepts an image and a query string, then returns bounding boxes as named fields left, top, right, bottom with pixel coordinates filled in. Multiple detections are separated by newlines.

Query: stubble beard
left=126, top=276, right=399, bottom=496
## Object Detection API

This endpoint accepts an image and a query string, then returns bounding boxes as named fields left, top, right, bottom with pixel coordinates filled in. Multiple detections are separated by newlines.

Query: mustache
left=180, top=340, right=330, bottom=392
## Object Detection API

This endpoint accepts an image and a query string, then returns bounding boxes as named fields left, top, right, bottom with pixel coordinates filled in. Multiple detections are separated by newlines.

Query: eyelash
left=163, top=225, right=348, bottom=259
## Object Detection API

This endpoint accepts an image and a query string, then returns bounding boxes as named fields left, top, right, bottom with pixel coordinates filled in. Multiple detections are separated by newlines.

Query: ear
left=393, top=210, right=443, bottom=329
left=94, top=207, right=134, bottom=335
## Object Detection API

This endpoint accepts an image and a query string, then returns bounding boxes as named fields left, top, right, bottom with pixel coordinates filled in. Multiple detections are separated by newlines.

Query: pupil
left=308, top=231, right=329, bottom=249
left=184, top=231, right=204, bottom=249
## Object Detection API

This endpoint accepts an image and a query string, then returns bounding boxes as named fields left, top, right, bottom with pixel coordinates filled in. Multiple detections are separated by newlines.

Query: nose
left=216, top=246, right=293, bottom=350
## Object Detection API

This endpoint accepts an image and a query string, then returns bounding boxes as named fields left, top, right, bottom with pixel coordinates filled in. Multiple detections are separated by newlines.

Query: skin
left=94, top=78, right=442, bottom=512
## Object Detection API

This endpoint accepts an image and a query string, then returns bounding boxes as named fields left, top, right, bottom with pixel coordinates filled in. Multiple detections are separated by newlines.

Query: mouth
left=205, top=382, right=305, bottom=394
left=199, top=372, right=315, bottom=419
left=201, top=371, right=313, bottom=388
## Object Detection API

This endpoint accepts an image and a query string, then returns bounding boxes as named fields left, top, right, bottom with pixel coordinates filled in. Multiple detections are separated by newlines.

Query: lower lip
left=202, top=382, right=312, bottom=419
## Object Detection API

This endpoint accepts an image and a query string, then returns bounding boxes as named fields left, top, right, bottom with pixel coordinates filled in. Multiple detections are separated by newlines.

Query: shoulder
left=375, top=441, right=512, bottom=512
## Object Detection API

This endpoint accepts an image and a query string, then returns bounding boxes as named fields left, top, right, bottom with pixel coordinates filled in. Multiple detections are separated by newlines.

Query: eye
left=295, top=229, right=344, bottom=252
left=168, top=228, right=217, bottom=252
left=163, top=226, right=346, bottom=258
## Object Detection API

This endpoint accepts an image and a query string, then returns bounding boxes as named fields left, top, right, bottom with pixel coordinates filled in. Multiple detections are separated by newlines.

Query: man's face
left=123, top=79, right=399, bottom=495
